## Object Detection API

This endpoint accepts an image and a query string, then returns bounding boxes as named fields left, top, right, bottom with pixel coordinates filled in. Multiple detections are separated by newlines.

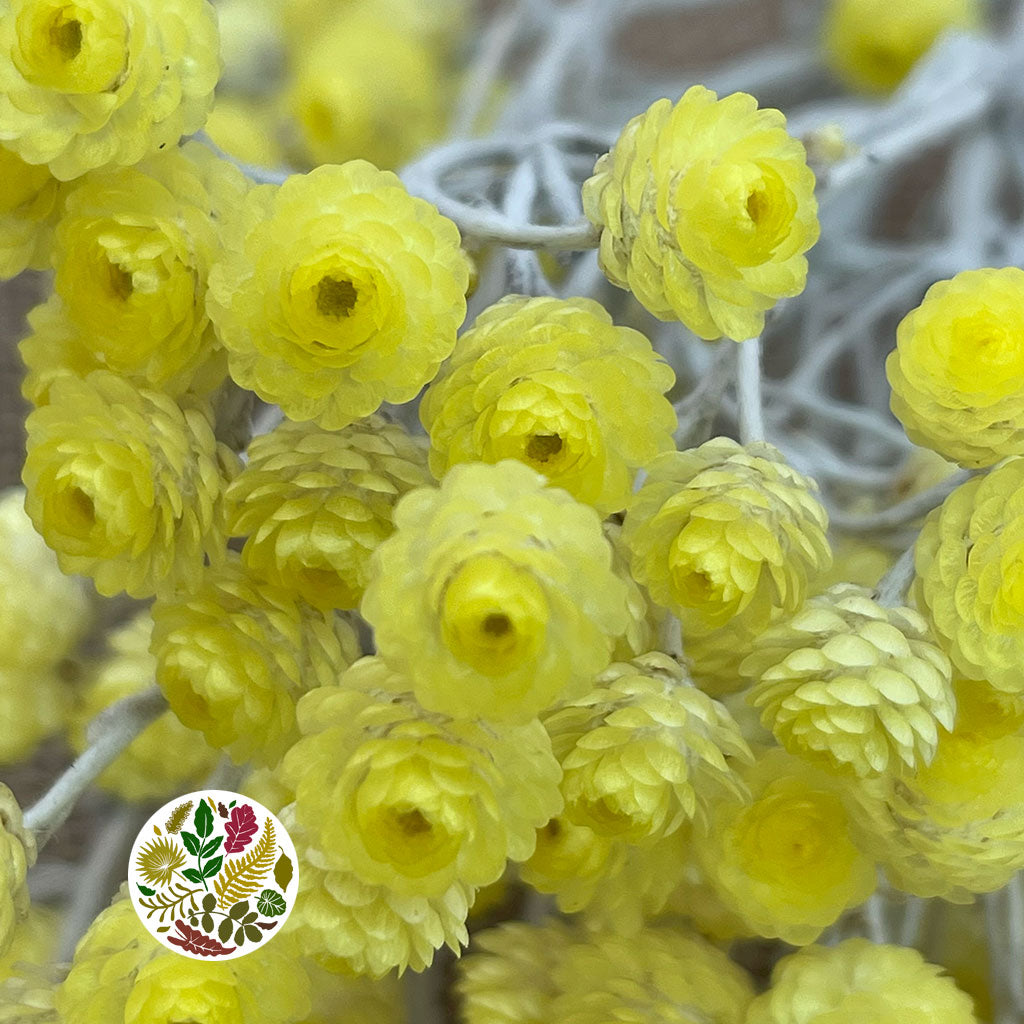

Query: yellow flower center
left=13, top=0, right=128, bottom=94
left=360, top=799, right=461, bottom=877
left=667, top=522, right=749, bottom=619
left=737, top=788, right=850, bottom=888
left=280, top=248, right=392, bottom=369
left=942, top=309, right=1024, bottom=399
left=439, top=553, right=549, bottom=675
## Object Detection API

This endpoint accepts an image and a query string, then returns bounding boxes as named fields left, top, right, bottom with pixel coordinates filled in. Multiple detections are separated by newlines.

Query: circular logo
left=128, top=790, right=298, bottom=960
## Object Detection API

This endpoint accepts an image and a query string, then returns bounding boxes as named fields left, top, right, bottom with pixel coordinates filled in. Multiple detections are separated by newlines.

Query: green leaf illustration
left=194, top=800, right=214, bottom=839
left=182, top=868, right=204, bottom=884
left=181, top=832, right=200, bottom=857
left=256, top=890, right=287, bottom=917
left=202, top=855, right=224, bottom=879
left=234, top=927, right=246, bottom=946
left=273, top=852, right=293, bottom=891
left=229, top=900, right=249, bottom=920
left=157, top=926, right=170, bottom=933
left=213, top=819, right=276, bottom=909
left=200, top=836, right=223, bottom=859
left=137, top=883, right=201, bottom=923
left=201, top=913, right=214, bottom=933
left=244, top=925, right=262, bottom=942
left=137, top=884, right=156, bottom=897
left=218, top=917, right=233, bottom=942
left=202, top=893, right=216, bottom=912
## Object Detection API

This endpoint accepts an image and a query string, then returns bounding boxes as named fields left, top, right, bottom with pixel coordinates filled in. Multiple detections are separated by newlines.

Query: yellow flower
left=692, top=748, right=876, bottom=945
left=846, top=680, right=1024, bottom=900
left=22, top=371, right=238, bottom=599
left=1, top=664, right=74, bottom=766
left=122, top=955, right=312, bottom=1024
left=744, top=584, right=956, bottom=778
left=823, top=0, right=981, bottom=95
left=457, top=919, right=579, bottom=1024
left=21, top=145, right=245, bottom=405
left=70, top=613, right=219, bottom=800
left=522, top=819, right=689, bottom=934
left=285, top=8, right=448, bottom=170
left=544, top=652, right=751, bottom=842
left=0, top=143, right=61, bottom=279
left=228, top=415, right=431, bottom=610
left=281, top=659, right=562, bottom=898
left=747, top=939, right=977, bottom=1024
left=151, top=555, right=360, bottom=766
left=55, top=889, right=311, bottom=1024
left=814, top=535, right=892, bottom=590
left=361, top=461, right=630, bottom=722
left=0, top=784, right=35, bottom=959
left=915, top=458, right=1024, bottom=692
left=582, top=86, right=819, bottom=341
left=886, top=268, right=1024, bottom=467
left=548, top=926, right=754, bottom=1024
left=622, top=438, right=832, bottom=636
left=421, top=295, right=677, bottom=515
left=286, top=842, right=474, bottom=978
left=206, top=160, right=470, bottom=429
left=0, top=0, right=219, bottom=180
left=0, top=486, right=90, bottom=671
left=204, top=95, right=285, bottom=169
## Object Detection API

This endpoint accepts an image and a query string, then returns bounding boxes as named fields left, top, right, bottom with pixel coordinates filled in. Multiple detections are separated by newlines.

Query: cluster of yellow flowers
left=0, top=0, right=1015, bottom=1019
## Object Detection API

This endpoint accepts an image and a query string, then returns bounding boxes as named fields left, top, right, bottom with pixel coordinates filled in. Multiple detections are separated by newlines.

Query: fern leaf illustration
left=165, top=800, right=193, bottom=835
left=138, top=883, right=202, bottom=923
left=213, top=818, right=276, bottom=909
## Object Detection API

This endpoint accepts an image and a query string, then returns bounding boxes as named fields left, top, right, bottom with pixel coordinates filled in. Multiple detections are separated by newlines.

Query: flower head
left=281, top=659, right=562, bottom=897
left=285, top=7, right=447, bottom=170
left=824, top=0, right=981, bottom=95
left=914, top=458, right=1024, bottom=692
left=228, top=415, right=431, bottom=610
left=21, top=144, right=245, bottom=405
left=847, top=680, right=1024, bottom=900
left=22, top=371, right=238, bottom=598
left=362, top=460, right=630, bottom=721
left=748, top=939, right=976, bottom=1024
left=544, top=652, right=752, bottom=842
left=207, top=160, right=470, bottom=429
left=887, top=268, right=1024, bottom=467
left=744, top=583, right=956, bottom=777
left=55, top=890, right=311, bottom=1024
left=421, top=295, right=677, bottom=514
left=692, top=747, right=876, bottom=944
left=582, top=86, right=819, bottom=341
left=0, top=0, right=220, bottom=180
left=151, top=555, right=361, bottom=765
left=623, top=438, right=831, bottom=636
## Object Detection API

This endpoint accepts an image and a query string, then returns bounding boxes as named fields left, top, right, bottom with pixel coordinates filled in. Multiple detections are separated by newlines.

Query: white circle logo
left=128, top=790, right=297, bottom=960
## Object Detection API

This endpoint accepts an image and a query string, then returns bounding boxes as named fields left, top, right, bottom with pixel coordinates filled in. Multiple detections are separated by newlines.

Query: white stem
left=830, top=469, right=975, bottom=534
left=24, top=687, right=166, bottom=849
left=863, top=890, right=888, bottom=944
left=874, top=543, right=918, bottom=608
left=736, top=337, right=766, bottom=444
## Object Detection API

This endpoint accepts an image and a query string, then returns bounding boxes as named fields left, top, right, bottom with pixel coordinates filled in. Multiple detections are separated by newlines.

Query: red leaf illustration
left=167, top=920, right=236, bottom=957
left=224, top=804, right=258, bottom=853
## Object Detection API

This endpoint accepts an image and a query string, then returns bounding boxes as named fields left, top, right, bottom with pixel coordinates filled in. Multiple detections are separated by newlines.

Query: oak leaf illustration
left=167, top=920, right=237, bottom=957
left=224, top=804, right=258, bottom=853
left=214, top=818, right=276, bottom=908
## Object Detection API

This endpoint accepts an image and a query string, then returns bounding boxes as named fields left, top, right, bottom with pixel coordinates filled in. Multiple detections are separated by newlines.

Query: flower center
left=525, top=433, right=563, bottom=463
left=107, top=260, right=133, bottom=301
left=440, top=553, right=549, bottom=676
left=316, top=276, right=358, bottom=318
left=50, top=12, right=81, bottom=59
